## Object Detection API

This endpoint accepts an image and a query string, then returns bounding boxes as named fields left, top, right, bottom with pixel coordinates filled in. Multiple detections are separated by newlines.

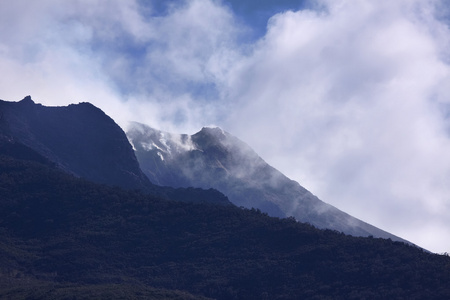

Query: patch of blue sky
left=223, top=0, right=311, bottom=39
left=138, top=0, right=312, bottom=40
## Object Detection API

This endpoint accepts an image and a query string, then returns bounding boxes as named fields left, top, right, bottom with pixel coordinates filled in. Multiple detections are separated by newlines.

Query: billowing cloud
left=224, top=0, right=450, bottom=252
left=0, top=0, right=243, bottom=131
left=0, top=0, right=138, bottom=125
left=1, top=0, right=450, bottom=252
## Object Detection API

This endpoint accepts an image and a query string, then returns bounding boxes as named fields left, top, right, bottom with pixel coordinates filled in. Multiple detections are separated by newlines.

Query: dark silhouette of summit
left=0, top=96, right=148, bottom=189
left=0, top=96, right=231, bottom=205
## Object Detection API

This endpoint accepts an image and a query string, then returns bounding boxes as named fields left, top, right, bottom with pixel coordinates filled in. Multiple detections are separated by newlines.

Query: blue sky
left=1, top=0, right=450, bottom=253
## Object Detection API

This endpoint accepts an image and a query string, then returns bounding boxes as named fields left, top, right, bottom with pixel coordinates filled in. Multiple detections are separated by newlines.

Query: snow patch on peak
left=159, top=133, right=171, bottom=154
left=128, top=137, right=137, bottom=151
left=127, top=122, right=198, bottom=157
left=140, top=141, right=166, bottom=152
left=157, top=152, right=164, bottom=161
left=148, top=131, right=197, bottom=156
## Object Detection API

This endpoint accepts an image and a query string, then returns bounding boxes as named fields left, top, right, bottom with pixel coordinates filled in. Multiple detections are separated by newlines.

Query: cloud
left=224, top=0, right=450, bottom=252
left=0, top=0, right=138, bottom=125
left=114, top=0, right=246, bottom=131
left=1, top=0, right=450, bottom=252
left=0, top=0, right=244, bottom=132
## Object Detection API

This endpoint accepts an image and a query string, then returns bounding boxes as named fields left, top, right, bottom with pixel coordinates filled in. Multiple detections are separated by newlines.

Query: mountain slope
left=0, top=97, right=231, bottom=206
left=0, top=96, right=149, bottom=190
left=0, top=152, right=449, bottom=299
left=128, top=123, right=407, bottom=242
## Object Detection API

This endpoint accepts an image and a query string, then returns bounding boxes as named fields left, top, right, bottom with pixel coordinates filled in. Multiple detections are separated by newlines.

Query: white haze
left=1, top=0, right=450, bottom=253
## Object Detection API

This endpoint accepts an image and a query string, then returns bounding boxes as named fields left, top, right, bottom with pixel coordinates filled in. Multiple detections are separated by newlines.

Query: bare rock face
left=128, top=122, right=410, bottom=243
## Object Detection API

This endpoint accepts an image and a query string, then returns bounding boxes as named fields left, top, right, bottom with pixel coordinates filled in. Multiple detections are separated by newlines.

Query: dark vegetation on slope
left=1, top=150, right=450, bottom=299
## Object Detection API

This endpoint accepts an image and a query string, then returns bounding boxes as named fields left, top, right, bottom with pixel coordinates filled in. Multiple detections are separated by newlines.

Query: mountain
left=1, top=96, right=450, bottom=298
left=0, top=96, right=149, bottom=190
left=0, top=97, right=231, bottom=206
left=128, top=123, right=407, bottom=242
left=1, top=151, right=450, bottom=299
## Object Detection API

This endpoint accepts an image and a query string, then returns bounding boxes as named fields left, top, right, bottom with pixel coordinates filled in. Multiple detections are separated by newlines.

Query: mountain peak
left=0, top=99, right=150, bottom=190
left=127, top=123, right=197, bottom=161
left=128, top=123, right=412, bottom=243
left=19, top=95, right=34, bottom=104
left=201, top=126, right=224, bottom=133
left=194, top=127, right=230, bottom=148
left=199, top=126, right=226, bottom=138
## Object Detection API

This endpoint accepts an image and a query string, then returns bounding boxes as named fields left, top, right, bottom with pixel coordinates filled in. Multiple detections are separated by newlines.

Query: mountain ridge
left=0, top=96, right=232, bottom=206
left=128, top=122, right=410, bottom=243
left=0, top=96, right=412, bottom=242
left=0, top=96, right=148, bottom=189
left=2, top=96, right=450, bottom=298
left=0, top=152, right=449, bottom=299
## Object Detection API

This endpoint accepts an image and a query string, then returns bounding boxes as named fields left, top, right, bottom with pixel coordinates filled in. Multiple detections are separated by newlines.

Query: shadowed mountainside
left=128, top=123, right=409, bottom=243
left=0, top=97, right=231, bottom=206
left=0, top=96, right=149, bottom=189
left=0, top=149, right=449, bottom=299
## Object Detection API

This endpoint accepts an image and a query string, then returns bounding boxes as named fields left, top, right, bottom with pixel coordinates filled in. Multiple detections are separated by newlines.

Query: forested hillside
left=1, top=150, right=450, bottom=299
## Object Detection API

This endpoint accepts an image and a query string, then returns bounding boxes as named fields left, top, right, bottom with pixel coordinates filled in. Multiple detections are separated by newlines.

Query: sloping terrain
left=0, top=96, right=149, bottom=190
left=1, top=150, right=450, bottom=299
left=128, top=123, right=407, bottom=242
left=0, top=97, right=231, bottom=206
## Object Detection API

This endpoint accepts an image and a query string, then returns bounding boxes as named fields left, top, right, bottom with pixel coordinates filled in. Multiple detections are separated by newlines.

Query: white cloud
left=1, top=0, right=450, bottom=252
left=224, top=0, right=450, bottom=252
left=0, top=0, right=138, bottom=124
left=0, top=0, right=243, bottom=132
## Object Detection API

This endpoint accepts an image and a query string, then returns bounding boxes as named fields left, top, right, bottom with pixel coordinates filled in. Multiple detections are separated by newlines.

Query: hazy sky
left=1, top=0, right=450, bottom=253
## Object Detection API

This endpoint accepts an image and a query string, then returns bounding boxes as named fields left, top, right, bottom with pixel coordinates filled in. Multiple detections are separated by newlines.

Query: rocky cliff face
left=128, top=122, right=409, bottom=242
